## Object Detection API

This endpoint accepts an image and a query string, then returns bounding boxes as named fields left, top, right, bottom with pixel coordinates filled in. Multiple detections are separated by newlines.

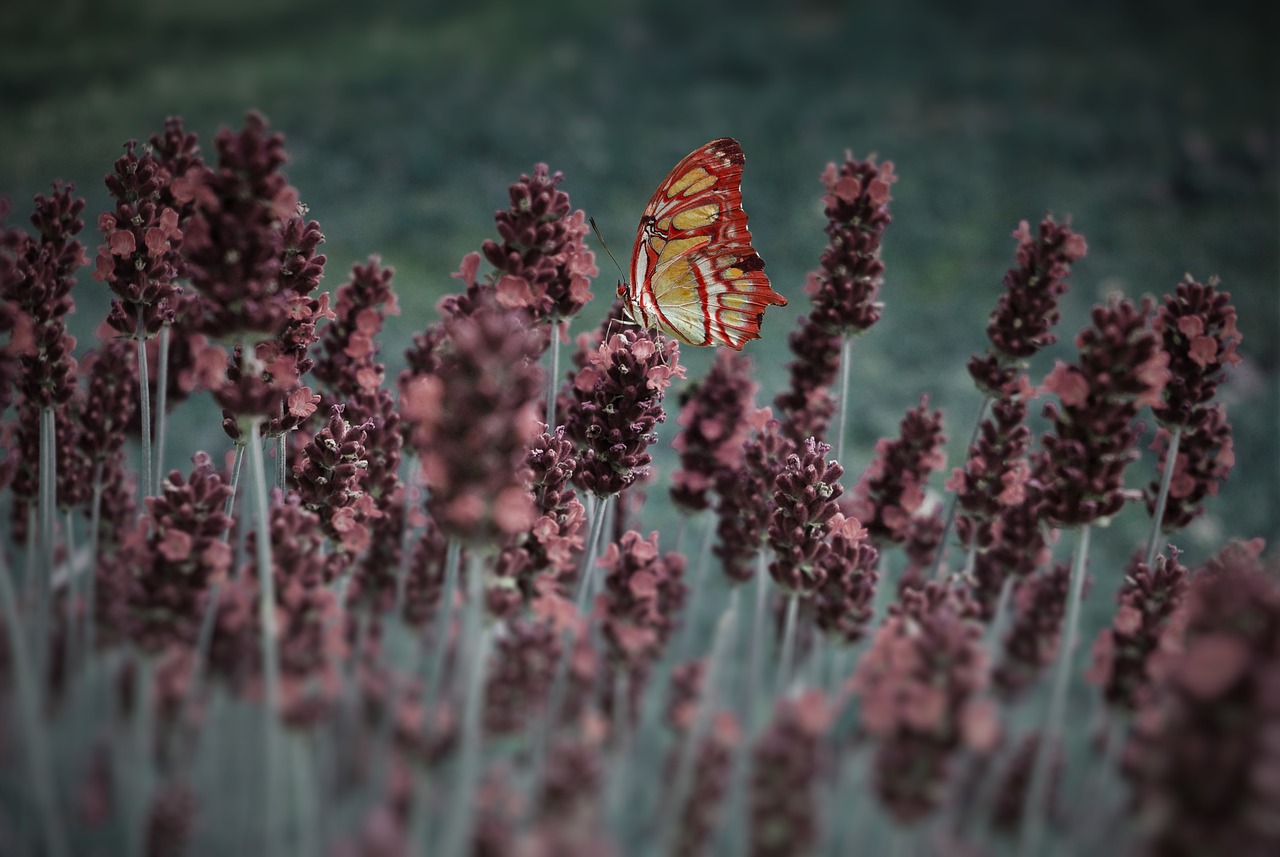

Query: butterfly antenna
left=589, top=216, right=627, bottom=283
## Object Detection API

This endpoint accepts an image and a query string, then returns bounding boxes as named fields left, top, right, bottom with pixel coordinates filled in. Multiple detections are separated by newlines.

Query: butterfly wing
left=624, top=138, right=786, bottom=350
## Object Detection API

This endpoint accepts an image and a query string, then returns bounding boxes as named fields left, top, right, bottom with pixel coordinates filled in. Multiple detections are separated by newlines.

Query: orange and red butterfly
left=618, top=138, right=787, bottom=350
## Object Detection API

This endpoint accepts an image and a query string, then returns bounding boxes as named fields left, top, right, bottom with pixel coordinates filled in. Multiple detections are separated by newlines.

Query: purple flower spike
left=670, top=349, right=760, bottom=512
left=849, top=395, right=946, bottom=545
left=767, top=437, right=844, bottom=595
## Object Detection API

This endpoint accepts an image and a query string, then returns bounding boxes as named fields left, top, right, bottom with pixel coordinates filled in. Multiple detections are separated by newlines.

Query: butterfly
left=618, top=138, right=787, bottom=350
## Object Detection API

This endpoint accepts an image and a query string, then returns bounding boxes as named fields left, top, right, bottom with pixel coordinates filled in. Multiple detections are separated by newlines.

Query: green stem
left=0, top=549, right=68, bottom=857
left=545, top=316, right=562, bottom=429
left=930, top=394, right=991, bottom=580
left=746, top=552, right=769, bottom=731
left=574, top=493, right=611, bottom=611
left=439, top=550, right=490, bottom=857
left=153, top=324, right=170, bottom=496
left=246, top=419, right=280, bottom=849
left=1144, top=426, right=1183, bottom=569
left=675, top=514, right=715, bottom=660
left=136, top=305, right=153, bottom=503
left=1019, top=524, right=1092, bottom=857
left=835, top=333, right=854, bottom=466
left=422, top=539, right=461, bottom=713
left=36, top=405, right=56, bottom=675
left=86, top=461, right=104, bottom=658
left=776, top=592, right=800, bottom=695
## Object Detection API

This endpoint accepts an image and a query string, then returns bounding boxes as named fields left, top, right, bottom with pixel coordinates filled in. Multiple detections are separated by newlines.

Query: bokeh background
left=3, top=0, right=1276, bottom=580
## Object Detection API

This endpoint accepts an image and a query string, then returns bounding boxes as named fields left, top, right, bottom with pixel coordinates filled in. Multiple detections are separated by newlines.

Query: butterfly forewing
left=624, top=138, right=786, bottom=350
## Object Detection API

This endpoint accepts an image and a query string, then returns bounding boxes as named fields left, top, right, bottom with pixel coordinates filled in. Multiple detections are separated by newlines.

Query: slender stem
left=930, top=394, right=991, bottom=580
left=277, top=432, right=287, bottom=493
left=835, top=333, right=854, bottom=466
left=36, top=406, right=56, bottom=674
left=661, top=586, right=740, bottom=857
left=746, top=553, right=769, bottom=731
left=246, top=419, right=280, bottom=848
left=0, top=550, right=69, bottom=857
left=292, top=732, right=318, bottom=857
left=545, top=316, right=562, bottom=429
left=1144, top=426, right=1183, bottom=569
left=439, top=550, right=490, bottom=857
left=1019, top=524, right=1092, bottom=857
left=422, top=539, right=461, bottom=713
left=574, top=493, right=611, bottom=612
left=675, top=514, right=715, bottom=660
left=153, top=324, right=170, bottom=496
left=86, top=461, right=104, bottom=658
left=776, top=592, right=800, bottom=695
left=136, top=306, right=153, bottom=504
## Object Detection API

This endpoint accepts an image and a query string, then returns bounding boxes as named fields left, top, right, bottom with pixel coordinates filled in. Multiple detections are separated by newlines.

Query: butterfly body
left=619, top=138, right=786, bottom=350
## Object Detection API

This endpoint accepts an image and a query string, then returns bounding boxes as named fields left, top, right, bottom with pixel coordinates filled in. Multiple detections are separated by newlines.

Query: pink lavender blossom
left=848, top=395, right=946, bottom=545
left=749, top=690, right=833, bottom=857
left=670, top=349, right=759, bottom=512
left=713, top=414, right=790, bottom=583
left=767, top=437, right=844, bottom=595
left=565, top=329, right=684, bottom=498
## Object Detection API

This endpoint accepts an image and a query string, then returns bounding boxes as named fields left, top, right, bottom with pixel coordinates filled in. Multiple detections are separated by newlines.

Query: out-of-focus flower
left=813, top=512, right=879, bottom=643
left=994, top=562, right=1074, bottom=699
left=713, top=413, right=788, bottom=584
left=670, top=349, right=759, bottom=512
left=773, top=317, right=841, bottom=446
left=400, top=300, right=543, bottom=543
left=1125, top=539, right=1280, bottom=856
left=599, top=530, right=686, bottom=681
left=484, top=618, right=561, bottom=735
left=749, top=690, right=833, bottom=857
left=848, top=395, right=946, bottom=545
left=850, top=582, right=994, bottom=822
left=1088, top=550, right=1189, bottom=711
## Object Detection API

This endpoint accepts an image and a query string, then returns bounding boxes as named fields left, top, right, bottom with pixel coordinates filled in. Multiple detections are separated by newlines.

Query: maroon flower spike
left=990, top=734, right=1063, bottom=835
left=565, top=328, right=685, bottom=498
left=773, top=316, right=841, bottom=446
left=495, top=425, right=586, bottom=599
left=767, top=437, right=844, bottom=595
left=443, top=163, right=596, bottom=326
left=714, top=415, right=791, bottom=583
left=394, top=518, right=452, bottom=627
left=1150, top=275, right=1242, bottom=428
left=670, top=349, right=760, bottom=512
left=748, top=690, right=833, bottom=857
left=967, top=216, right=1087, bottom=396
left=76, top=341, right=140, bottom=510
left=244, top=494, right=347, bottom=724
left=483, top=618, right=560, bottom=735
left=850, top=582, right=996, bottom=822
left=848, top=395, right=946, bottom=545
left=1, top=182, right=85, bottom=410
left=1039, top=298, right=1170, bottom=527
left=1145, top=405, right=1234, bottom=532
left=93, top=140, right=183, bottom=338
left=400, top=301, right=543, bottom=544
left=994, top=562, right=1073, bottom=700
left=951, top=393, right=1033, bottom=552
left=813, top=512, right=879, bottom=643
left=962, top=461, right=1052, bottom=620
left=106, top=453, right=234, bottom=650
left=292, top=404, right=378, bottom=556
left=1087, top=550, right=1189, bottom=712
left=312, top=256, right=400, bottom=405
left=805, top=152, right=895, bottom=335
left=669, top=711, right=741, bottom=857
left=599, top=530, right=687, bottom=677
left=1125, top=539, right=1280, bottom=857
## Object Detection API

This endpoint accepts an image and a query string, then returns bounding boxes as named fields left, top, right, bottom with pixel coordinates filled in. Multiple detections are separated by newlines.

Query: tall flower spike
left=670, top=348, right=759, bottom=512
left=850, top=582, right=995, bottom=822
left=767, top=437, right=844, bottom=595
left=1145, top=405, right=1234, bottom=532
left=713, top=415, right=791, bottom=584
left=748, top=690, right=833, bottom=857
left=1124, top=540, right=1280, bottom=856
left=1087, top=549, right=1189, bottom=712
left=812, top=511, right=879, bottom=644
left=993, top=562, right=1073, bottom=700
left=773, top=317, right=841, bottom=446
left=599, top=530, right=687, bottom=678
left=1039, top=298, right=1170, bottom=527
left=565, top=328, right=685, bottom=498
left=805, top=152, right=895, bottom=335
left=94, top=140, right=183, bottom=338
left=968, top=215, right=1087, bottom=394
left=1150, top=275, right=1242, bottom=428
left=291, top=404, right=377, bottom=556
left=950, top=392, right=1033, bottom=553
left=400, top=300, right=543, bottom=544
left=848, top=395, right=946, bottom=545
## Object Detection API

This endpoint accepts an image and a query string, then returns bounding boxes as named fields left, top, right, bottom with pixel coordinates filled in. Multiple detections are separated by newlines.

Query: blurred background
left=3, top=0, right=1276, bottom=579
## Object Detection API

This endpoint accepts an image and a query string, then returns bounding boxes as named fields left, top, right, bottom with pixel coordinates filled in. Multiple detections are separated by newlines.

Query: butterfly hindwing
left=624, top=138, right=786, bottom=349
